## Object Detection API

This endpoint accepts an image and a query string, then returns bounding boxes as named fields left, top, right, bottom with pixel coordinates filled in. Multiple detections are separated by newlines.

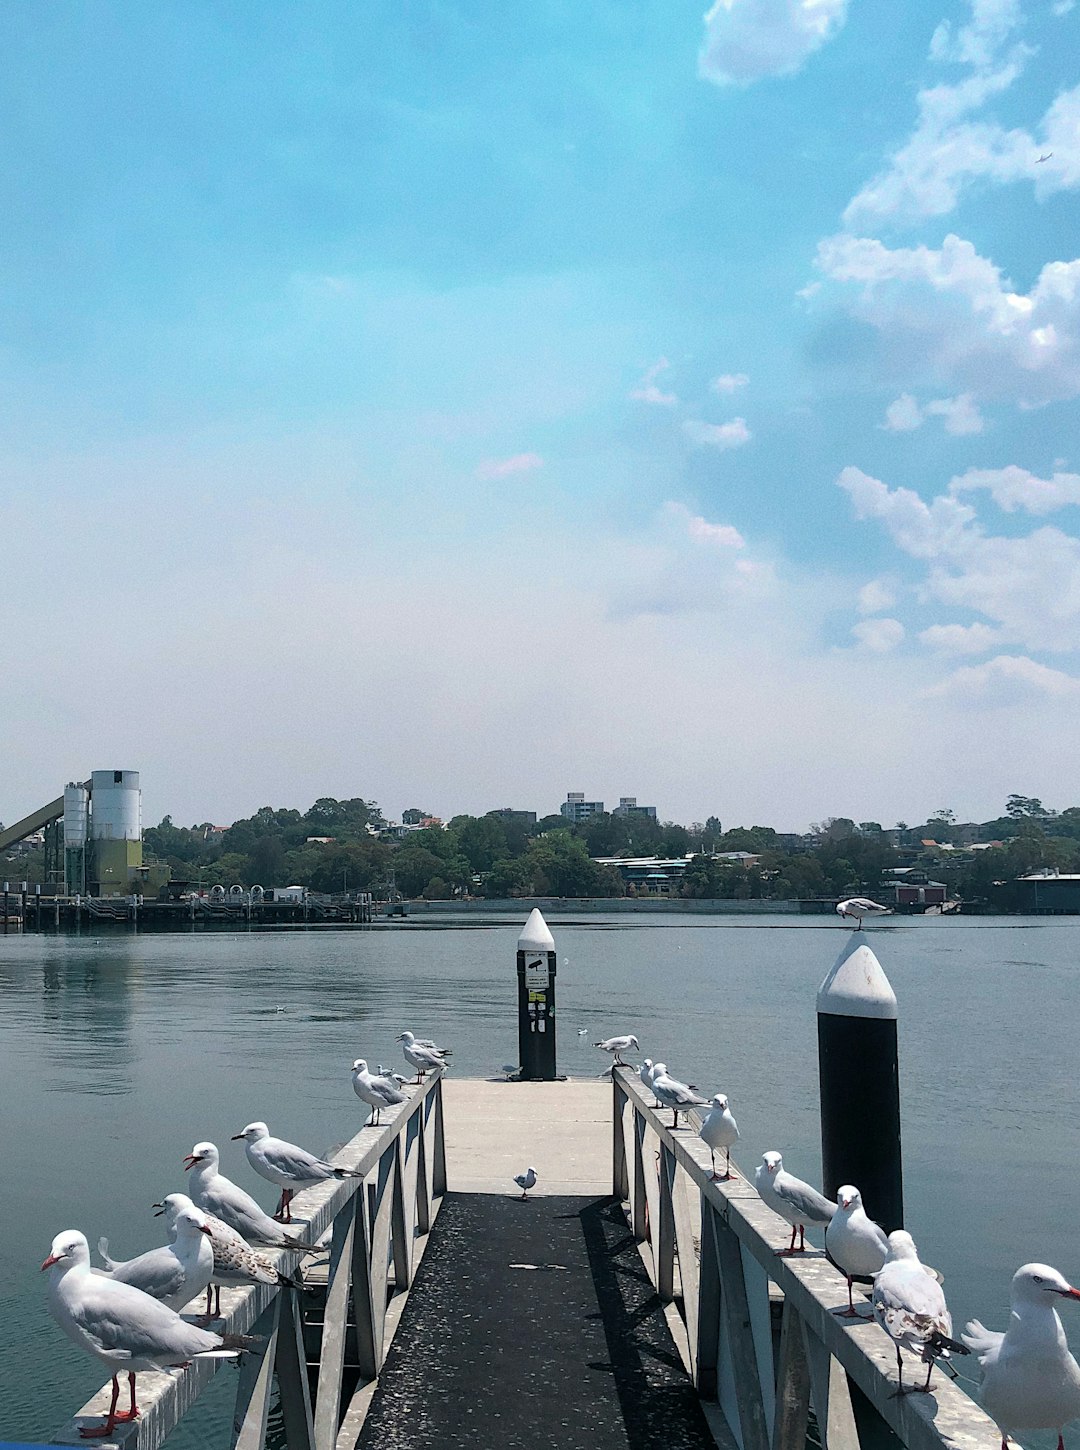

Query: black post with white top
left=817, top=937, right=903, bottom=1231
left=516, top=908, right=558, bottom=1080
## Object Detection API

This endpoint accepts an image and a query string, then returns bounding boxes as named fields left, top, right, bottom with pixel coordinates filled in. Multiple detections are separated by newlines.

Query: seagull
left=500, top=1064, right=521, bottom=1081
left=151, top=1193, right=300, bottom=1321
left=639, top=1058, right=661, bottom=1106
left=699, top=1094, right=740, bottom=1180
left=836, top=897, right=892, bottom=928
left=96, top=1203, right=214, bottom=1313
left=514, top=1167, right=538, bottom=1200
left=352, top=1059, right=407, bottom=1125
left=964, top=1263, right=1080, bottom=1450
left=43, top=1230, right=255, bottom=1439
left=184, top=1141, right=317, bottom=1250
left=376, top=1064, right=410, bottom=1087
left=755, top=1152, right=835, bottom=1254
left=1038, top=152, right=1053, bottom=163
left=415, top=1035, right=452, bottom=1057
left=873, top=1230, right=967, bottom=1393
left=231, top=1121, right=361, bottom=1222
left=825, top=1184, right=889, bottom=1316
left=396, top=1031, right=448, bottom=1083
left=651, top=1064, right=708, bottom=1128
left=577, top=1027, right=588, bottom=1036
left=595, top=1035, right=639, bottom=1066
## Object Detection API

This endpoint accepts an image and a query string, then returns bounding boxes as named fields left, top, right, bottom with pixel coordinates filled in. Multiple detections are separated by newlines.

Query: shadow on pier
left=356, top=1192, right=715, bottom=1450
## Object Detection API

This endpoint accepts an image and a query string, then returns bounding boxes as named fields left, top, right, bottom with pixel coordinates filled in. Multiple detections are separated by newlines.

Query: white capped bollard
left=817, top=937, right=903, bottom=1231
left=516, top=908, right=558, bottom=1080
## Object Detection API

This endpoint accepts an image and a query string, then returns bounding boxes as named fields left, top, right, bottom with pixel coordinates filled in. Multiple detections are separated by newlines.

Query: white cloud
left=883, top=394, right=924, bottom=431
left=925, top=654, right=1080, bottom=702
left=838, top=466, right=976, bottom=558
left=928, top=0, right=1021, bottom=69
left=664, top=501, right=746, bottom=549
left=817, top=233, right=1080, bottom=407
left=630, top=357, right=679, bottom=406
left=852, top=617, right=906, bottom=652
left=918, top=621, right=1005, bottom=653
left=683, top=417, right=752, bottom=449
left=698, top=0, right=848, bottom=86
left=857, top=578, right=897, bottom=614
left=475, top=452, right=544, bottom=480
left=711, top=372, right=750, bottom=393
left=950, top=465, right=1080, bottom=513
left=881, top=391, right=983, bottom=434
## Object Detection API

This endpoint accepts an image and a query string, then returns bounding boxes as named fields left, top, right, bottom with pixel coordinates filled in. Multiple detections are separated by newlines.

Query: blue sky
left=3, top=0, right=1080, bottom=830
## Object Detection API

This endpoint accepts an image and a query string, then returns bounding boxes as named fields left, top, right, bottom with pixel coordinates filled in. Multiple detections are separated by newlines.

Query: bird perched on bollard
left=396, top=1031, right=449, bottom=1083
left=964, top=1264, right=1080, bottom=1450
left=183, top=1142, right=318, bottom=1251
left=755, top=1152, right=835, bottom=1254
left=873, top=1230, right=967, bottom=1393
left=825, top=1184, right=889, bottom=1316
left=352, top=1059, right=407, bottom=1126
left=96, top=1203, right=214, bottom=1314
left=836, top=897, right=891, bottom=929
left=651, top=1064, right=709, bottom=1129
left=514, top=1167, right=538, bottom=1201
left=231, top=1121, right=362, bottom=1223
left=699, top=1094, right=739, bottom=1180
left=595, top=1035, right=639, bottom=1066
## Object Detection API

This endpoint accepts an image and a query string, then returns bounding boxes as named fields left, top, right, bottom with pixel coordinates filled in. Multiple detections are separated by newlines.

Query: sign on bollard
left=516, top=908, right=559, bottom=1080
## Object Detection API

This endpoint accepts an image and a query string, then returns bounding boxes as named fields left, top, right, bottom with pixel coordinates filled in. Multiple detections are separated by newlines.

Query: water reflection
left=40, top=939, right=141, bottom=1095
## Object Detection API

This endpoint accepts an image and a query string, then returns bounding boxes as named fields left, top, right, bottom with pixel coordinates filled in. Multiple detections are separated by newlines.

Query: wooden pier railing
left=52, top=1069, right=447, bottom=1450
left=612, top=1065, right=997, bottom=1450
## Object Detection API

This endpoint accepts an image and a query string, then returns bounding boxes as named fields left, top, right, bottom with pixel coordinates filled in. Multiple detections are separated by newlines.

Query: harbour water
left=2, top=914, right=1078, bottom=1446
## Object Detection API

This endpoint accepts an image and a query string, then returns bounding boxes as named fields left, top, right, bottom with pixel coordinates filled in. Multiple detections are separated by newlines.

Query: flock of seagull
left=599, top=1035, right=1080, bottom=1450
left=41, top=1027, right=451, bottom=1439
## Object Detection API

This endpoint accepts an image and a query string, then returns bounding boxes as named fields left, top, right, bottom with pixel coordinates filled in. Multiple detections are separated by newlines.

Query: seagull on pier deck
left=96, top=1204, right=214, bottom=1313
left=699, top=1094, right=740, bottom=1179
left=184, top=1142, right=317, bottom=1251
left=825, top=1184, right=888, bottom=1316
left=964, top=1264, right=1080, bottom=1450
left=151, top=1193, right=299, bottom=1321
left=755, top=1152, right=834, bottom=1254
left=836, top=897, right=892, bottom=929
left=514, top=1167, right=538, bottom=1201
left=352, top=1059, right=407, bottom=1125
left=396, top=1031, right=448, bottom=1083
left=231, top=1121, right=361, bottom=1222
left=651, top=1064, right=708, bottom=1129
left=595, top=1034, right=639, bottom=1066
left=873, top=1230, right=967, bottom=1394
left=43, top=1230, right=254, bottom=1439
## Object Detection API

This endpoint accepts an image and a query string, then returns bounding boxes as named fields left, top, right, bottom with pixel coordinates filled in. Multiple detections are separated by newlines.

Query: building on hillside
left=489, top=808, right=538, bottom=826
left=611, top=796, right=657, bottom=820
left=560, top=792, right=604, bottom=823
left=1013, top=871, right=1080, bottom=913
left=594, top=854, right=693, bottom=893
left=880, top=868, right=946, bottom=910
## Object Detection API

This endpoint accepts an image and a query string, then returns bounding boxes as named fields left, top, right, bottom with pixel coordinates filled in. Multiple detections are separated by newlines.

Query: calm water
left=2, top=914, right=1078, bottom=1444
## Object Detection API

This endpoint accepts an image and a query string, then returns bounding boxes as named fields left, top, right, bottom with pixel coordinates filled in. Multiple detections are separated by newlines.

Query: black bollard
left=817, top=937, right=903, bottom=1232
left=516, top=908, right=558, bottom=1080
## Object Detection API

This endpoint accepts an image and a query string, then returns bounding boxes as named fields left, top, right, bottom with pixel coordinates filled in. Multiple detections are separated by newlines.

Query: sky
left=2, top=0, right=1080, bottom=832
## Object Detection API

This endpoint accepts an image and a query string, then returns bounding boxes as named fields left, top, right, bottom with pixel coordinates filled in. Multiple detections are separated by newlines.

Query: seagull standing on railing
left=836, top=897, right=891, bottom=928
left=396, top=1031, right=448, bottom=1083
left=96, top=1204, right=214, bottom=1313
left=699, top=1094, right=740, bottom=1180
left=825, top=1184, right=888, bottom=1316
left=639, top=1059, right=661, bottom=1105
left=150, top=1192, right=300, bottom=1321
left=964, top=1264, right=1080, bottom=1450
left=376, top=1064, right=410, bottom=1087
left=231, top=1121, right=361, bottom=1223
left=595, top=1034, right=639, bottom=1066
left=755, top=1152, right=835, bottom=1253
left=651, top=1064, right=709, bottom=1129
left=43, top=1230, right=257, bottom=1439
left=352, top=1059, right=408, bottom=1125
left=873, top=1230, right=967, bottom=1393
left=184, top=1142, right=318, bottom=1250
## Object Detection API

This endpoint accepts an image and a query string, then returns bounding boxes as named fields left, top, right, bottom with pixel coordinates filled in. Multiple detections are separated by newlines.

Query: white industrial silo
left=89, top=770, right=142, bottom=895
left=63, top=783, right=89, bottom=846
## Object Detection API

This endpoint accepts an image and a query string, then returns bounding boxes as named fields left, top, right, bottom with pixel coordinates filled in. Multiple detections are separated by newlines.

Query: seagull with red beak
left=183, top=1141, right=317, bottom=1250
left=964, top=1264, right=1080, bottom=1450
left=96, top=1203, right=214, bottom=1313
left=825, top=1184, right=889, bottom=1316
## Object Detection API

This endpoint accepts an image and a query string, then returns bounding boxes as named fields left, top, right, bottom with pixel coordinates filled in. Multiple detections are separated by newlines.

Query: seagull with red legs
left=699, top=1094, right=739, bottom=1179
left=825, top=1184, right=888, bottom=1316
left=231, top=1121, right=360, bottom=1223
left=755, top=1152, right=835, bottom=1253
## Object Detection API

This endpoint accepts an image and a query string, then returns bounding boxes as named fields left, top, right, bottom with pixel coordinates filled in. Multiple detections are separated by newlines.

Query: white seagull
left=639, top=1058, right=661, bottom=1105
left=96, top=1204, right=214, bottom=1314
left=873, top=1230, right=965, bottom=1393
left=964, top=1263, right=1080, bottom=1450
left=836, top=897, right=891, bottom=929
left=376, top=1064, right=410, bottom=1087
left=152, top=1193, right=299, bottom=1321
left=396, top=1031, right=447, bottom=1083
left=514, top=1167, right=538, bottom=1201
left=699, top=1094, right=740, bottom=1180
left=231, top=1121, right=360, bottom=1222
left=595, top=1035, right=639, bottom=1066
left=825, top=1184, right=889, bottom=1316
left=184, top=1141, right=317, bottom=1250
left=755, top=1152, right=835, bottom=1254
left=43, top=1230, right=255, bottom=1439
left=651, top=1064, right=708, bottom=1128
left=352, top=1059, right=408, bottom=1125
